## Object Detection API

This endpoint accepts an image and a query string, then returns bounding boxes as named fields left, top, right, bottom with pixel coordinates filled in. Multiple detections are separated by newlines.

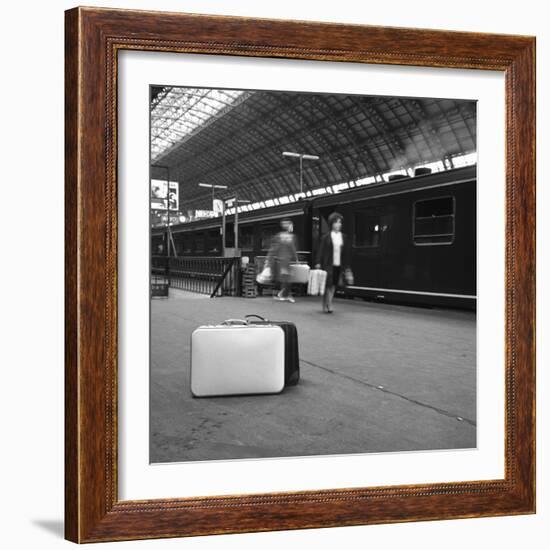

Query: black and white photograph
left=149, top=86, right=477, bottom=463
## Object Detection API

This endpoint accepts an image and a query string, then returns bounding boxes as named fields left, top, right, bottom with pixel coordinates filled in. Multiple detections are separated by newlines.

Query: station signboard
left=151, top=179, right=179, bottom=210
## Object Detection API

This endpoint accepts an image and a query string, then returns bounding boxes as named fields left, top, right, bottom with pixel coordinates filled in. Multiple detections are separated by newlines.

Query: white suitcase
left=289, top=262, right=310, bottom=284
left=190, top=322, right=285, bottom=397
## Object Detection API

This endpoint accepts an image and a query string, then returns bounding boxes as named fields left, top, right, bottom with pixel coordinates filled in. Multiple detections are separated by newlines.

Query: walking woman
left=315, top=212, right=352, bottom=313
left=266, top=218, right=298, bottom=303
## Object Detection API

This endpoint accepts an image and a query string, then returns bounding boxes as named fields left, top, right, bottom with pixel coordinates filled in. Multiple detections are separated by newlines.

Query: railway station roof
left=151, top=87, right=476, bottom=212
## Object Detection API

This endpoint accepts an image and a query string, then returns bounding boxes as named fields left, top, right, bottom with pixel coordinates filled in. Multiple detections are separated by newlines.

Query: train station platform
left=150, top=290, right=476, bottom=463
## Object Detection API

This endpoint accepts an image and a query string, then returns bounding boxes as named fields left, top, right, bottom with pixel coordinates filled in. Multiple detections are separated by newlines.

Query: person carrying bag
left=314, top=211, right=353, bottom=313
left=260, top=218, right=299, bottom=303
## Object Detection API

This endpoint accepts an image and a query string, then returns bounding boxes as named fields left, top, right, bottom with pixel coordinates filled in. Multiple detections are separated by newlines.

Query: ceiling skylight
left=151, top=87, right=251, bottom=161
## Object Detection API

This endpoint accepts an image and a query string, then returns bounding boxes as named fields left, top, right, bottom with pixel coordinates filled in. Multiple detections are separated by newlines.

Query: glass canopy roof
left=151, top=87, right=251, bottom=161
left=150, top=87, right=477, bottom=216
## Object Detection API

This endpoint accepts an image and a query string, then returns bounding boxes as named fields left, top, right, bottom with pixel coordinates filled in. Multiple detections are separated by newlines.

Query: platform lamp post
left=198, top=183, right=228, bottom=255
left=151, top=164, right=172, bottom=258
left=225, top=194, right=251, bottom=252
left=282, top=151, right=320, bottom=198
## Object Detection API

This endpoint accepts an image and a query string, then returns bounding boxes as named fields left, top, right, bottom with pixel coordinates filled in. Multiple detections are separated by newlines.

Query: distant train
left=152, top=165, right=476, bottom=309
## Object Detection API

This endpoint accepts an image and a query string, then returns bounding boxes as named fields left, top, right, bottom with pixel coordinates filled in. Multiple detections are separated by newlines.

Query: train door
left=194, top=232, right=205, bottom=255
left=181, top=232, right=192, bottom=256
left=239, top=224, right=255, bottom=260
left=313, top=209, right=335, bottom=266
left=206, top=229, right=221, bottom=255
left=225, top=223, right=234, bottom=248
left=350, top=206, right=392, bottom=289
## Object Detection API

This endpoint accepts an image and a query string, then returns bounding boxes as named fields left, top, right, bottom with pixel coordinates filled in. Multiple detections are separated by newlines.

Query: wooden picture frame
left=65, top=6, right=536, bottom=543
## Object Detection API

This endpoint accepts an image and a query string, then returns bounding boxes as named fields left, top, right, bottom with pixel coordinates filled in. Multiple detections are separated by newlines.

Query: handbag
left=344, top=267, right=354, bottom=286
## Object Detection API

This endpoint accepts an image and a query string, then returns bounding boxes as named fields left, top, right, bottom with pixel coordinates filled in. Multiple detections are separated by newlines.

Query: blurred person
left=315, top=212, right=352, bottom=313
left=266, top=218, right=298, bottom=303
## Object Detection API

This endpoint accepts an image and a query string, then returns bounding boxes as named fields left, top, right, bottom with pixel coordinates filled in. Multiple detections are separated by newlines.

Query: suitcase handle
left=244, top=314, right=266, bottom=322
left=221, top=319, right=248, bottom=325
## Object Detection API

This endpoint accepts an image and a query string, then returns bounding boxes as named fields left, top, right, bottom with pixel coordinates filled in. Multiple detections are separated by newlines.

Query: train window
left=261, top=225, right=279, bottom=250
left=240, top=226, right=254, bottom=251
left=152, top=239, right=164, bottom=255
left=354, top=214, right=381, bottom=248
left=195, top=233, right=205, bottom=252
left=182, top=235, right=192, bottom=254
left=413, top=197, right=455, bottom=245
left=207, top=230, right=220, bottom=253
left=173, top=235, right=184, bottom=256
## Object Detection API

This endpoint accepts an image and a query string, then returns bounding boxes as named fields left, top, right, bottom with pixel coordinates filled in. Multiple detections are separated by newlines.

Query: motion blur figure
left=267, top=218, right=298, bottom=303
left=315, top=212, right=352, bottom=313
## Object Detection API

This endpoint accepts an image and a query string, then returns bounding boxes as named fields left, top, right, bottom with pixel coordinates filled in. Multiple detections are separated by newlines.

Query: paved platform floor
left=150, top=290, right=476, bottom=463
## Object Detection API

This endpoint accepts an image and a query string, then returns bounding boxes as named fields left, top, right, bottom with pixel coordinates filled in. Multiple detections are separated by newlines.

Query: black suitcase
left=245, top=314, right=300, bottom=386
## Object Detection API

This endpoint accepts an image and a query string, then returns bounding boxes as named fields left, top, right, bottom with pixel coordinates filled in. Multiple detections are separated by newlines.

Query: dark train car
left=152, top=200, right=312, bottom=263
left=311, top=165, right=476, bottom=309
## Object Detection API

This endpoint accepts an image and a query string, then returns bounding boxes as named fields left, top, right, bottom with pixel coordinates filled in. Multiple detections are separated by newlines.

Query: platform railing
left=151, top=256, right=240, bottom=297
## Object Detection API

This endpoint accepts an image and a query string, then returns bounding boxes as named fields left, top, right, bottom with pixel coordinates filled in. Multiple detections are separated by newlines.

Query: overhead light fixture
left=198, top=183, right=229, bottom=216
left=282, top=151, right=320, bottom=194
left=198, top=183, right=228, bottom=189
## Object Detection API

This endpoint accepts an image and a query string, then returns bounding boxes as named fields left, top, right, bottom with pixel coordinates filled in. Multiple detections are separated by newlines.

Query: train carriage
left=312, top=165, right=476, bottom=309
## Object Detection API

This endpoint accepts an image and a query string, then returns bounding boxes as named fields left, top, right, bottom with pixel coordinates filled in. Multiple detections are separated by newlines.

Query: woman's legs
left=322, top=285, right=335, bottom=312
left=280, top=274, right=290, bottom=298
left=327, top=285, right=335, bottom=311
left=275, top=271, right=295, bottom=302
left=276, top=266, right=290, bottom=298
left=325, top=266, right=340, bottom=312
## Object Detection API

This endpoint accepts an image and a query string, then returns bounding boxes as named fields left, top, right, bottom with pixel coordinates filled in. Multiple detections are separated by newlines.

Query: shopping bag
left=318, top=269, right=327, bottom=294
left=256, top=265, right=272, bottom=285
left=308, top=269, right=327, bottom=295
left=307, top=269, right=319, bottom=295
